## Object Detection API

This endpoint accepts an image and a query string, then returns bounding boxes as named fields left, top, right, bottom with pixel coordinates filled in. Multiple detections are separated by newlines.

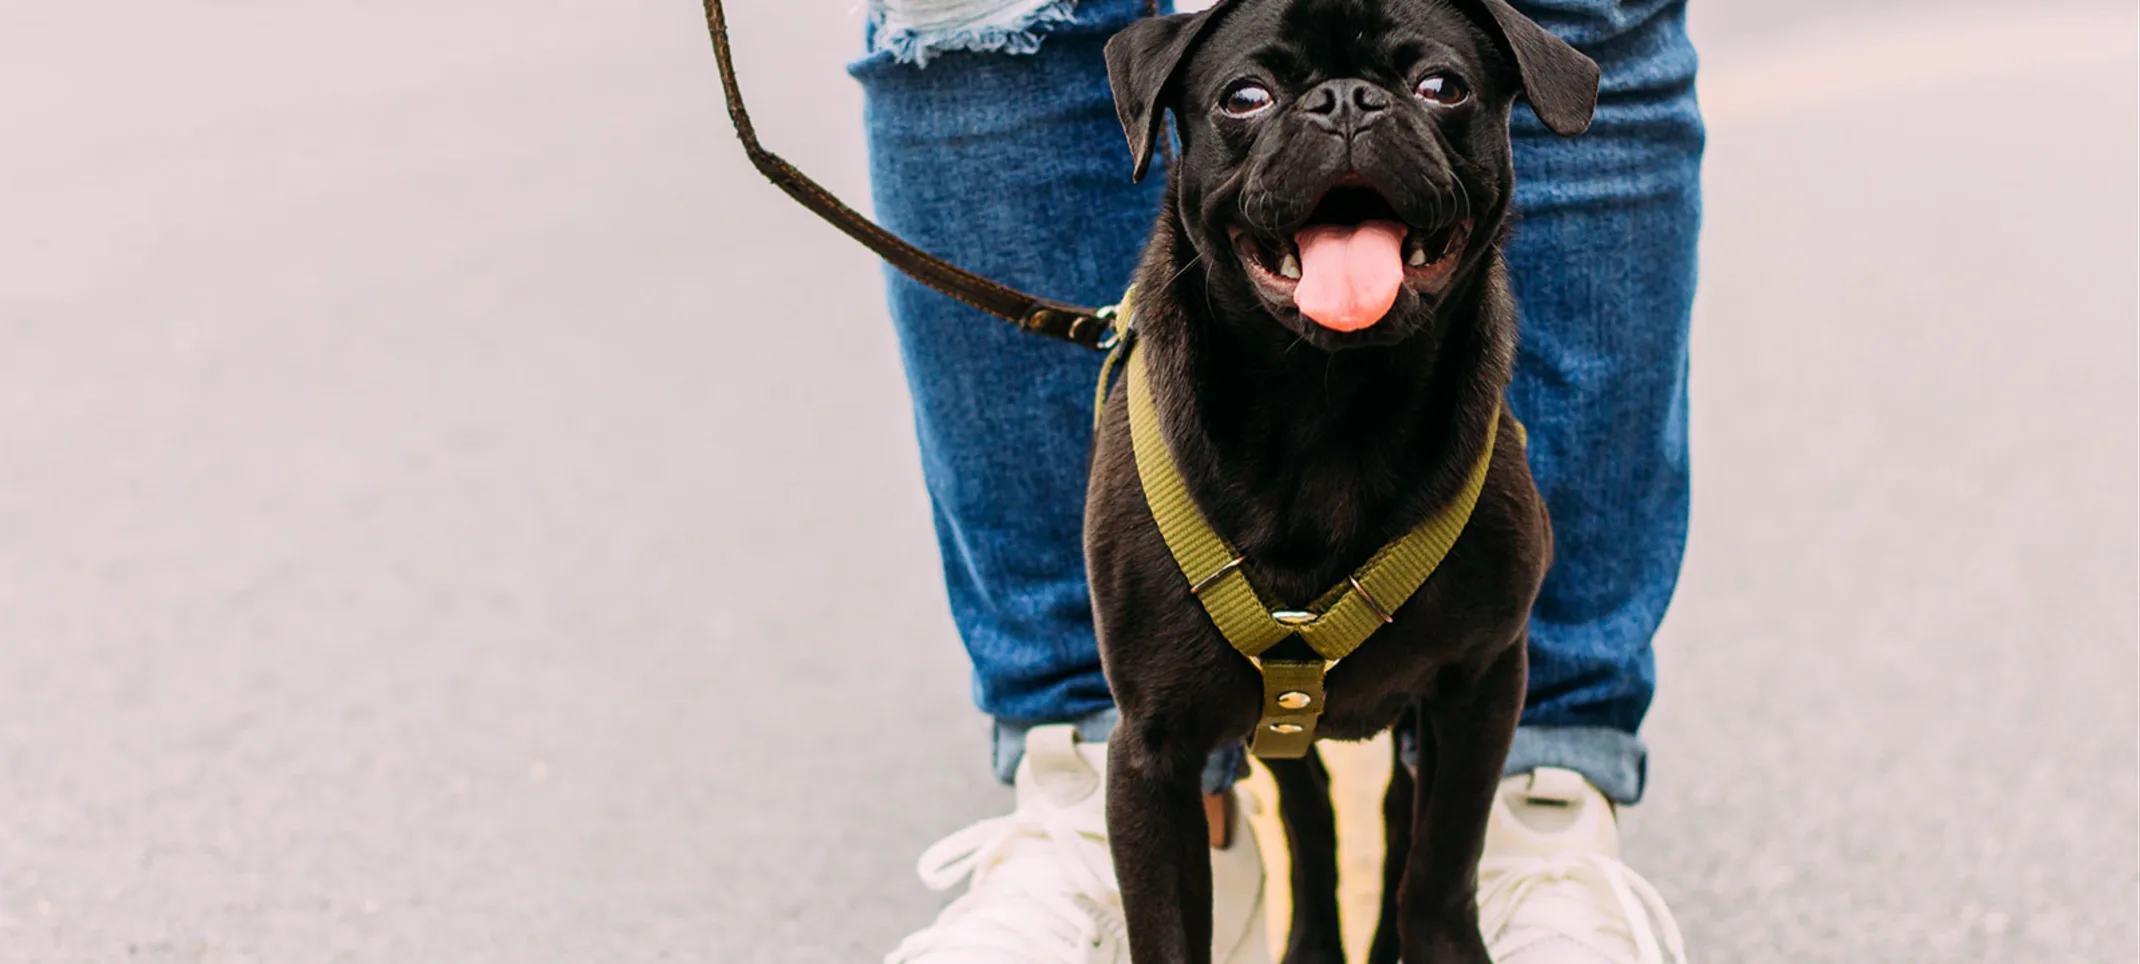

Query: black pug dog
left=1084, top=1, right=1597, bottom=962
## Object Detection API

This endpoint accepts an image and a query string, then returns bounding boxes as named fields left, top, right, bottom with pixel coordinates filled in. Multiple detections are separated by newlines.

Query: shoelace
left=884, top=804, right=1124, bottom=964
left=1477, top=853, right=1689, bottom=964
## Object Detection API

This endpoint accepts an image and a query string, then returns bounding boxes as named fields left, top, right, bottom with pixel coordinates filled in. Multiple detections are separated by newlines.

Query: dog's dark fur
left=1083, top=1, right=1597, bottom=961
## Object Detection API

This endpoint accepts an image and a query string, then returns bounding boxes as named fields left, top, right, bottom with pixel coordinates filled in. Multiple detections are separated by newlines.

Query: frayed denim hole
left=867, top=0, right=1080, bottom=67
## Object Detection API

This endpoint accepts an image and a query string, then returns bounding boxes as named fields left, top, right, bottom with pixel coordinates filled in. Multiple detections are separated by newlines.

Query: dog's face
left=1106, top=0, right=1597, bottom=351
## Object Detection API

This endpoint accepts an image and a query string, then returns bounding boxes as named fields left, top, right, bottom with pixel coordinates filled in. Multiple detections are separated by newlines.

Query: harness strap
left=698, top=0, right=1117, bottom=349
left=1093, top=289, right=1140, bottom=430
left=1122, top=338, right=1515, bottom=757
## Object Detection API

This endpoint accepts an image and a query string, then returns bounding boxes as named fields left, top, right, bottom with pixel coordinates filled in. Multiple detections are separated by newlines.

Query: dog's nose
left=1302, top=79, right=1391, bottom=138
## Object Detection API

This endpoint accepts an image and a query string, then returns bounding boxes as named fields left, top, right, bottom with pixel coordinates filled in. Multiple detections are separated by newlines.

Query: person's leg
left=854, top=20, right=1266, bottom=964
left=1465, top=6, right=1703, bottom=962
left=852, top=0, right=1150, bottom=779
left=851, top=0, right=1247, bottom=793
left=1497, top=0, right=1704, bottom=807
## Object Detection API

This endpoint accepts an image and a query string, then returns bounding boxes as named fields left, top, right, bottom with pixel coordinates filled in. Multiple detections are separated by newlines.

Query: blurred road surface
left=0, top=1, right=2133, bottom=962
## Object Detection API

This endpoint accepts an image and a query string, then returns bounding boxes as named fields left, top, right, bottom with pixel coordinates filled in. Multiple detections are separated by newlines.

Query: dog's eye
left=1414, top=72, right=1468, bottom=106
left=1220, top=82, right=1274, bottom=117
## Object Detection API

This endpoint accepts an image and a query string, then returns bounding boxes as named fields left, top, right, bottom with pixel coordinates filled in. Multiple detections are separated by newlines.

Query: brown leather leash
left=699, top=0, right=1119, bottom=350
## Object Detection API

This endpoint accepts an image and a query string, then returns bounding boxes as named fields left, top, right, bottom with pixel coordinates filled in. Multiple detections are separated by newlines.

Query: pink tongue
left=1293, top=219, right=1407, bottom=332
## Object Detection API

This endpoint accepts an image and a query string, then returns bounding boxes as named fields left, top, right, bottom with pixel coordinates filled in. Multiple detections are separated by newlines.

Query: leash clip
left=1093, top=303, right=1126, bottom=351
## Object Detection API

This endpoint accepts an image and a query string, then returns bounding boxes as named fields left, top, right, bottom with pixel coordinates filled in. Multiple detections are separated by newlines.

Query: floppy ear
left=1460, top=0, right=1600, bottom=136
left=1103, top=10, right=1219, bottom=182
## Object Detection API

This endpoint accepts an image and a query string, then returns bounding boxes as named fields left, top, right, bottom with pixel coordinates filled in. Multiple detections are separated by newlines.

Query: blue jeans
left=850, top=0, right=1702, bottom=804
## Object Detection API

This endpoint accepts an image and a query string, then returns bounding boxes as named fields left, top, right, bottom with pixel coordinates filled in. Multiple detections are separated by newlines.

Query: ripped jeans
left=849, top=0, right=1703, bottom=803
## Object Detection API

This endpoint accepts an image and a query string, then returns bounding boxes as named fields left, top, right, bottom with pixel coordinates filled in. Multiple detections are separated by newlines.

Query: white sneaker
left=1476, top=768, right=1689, bottom=964
left=886, top=724, right=1270, bottom=964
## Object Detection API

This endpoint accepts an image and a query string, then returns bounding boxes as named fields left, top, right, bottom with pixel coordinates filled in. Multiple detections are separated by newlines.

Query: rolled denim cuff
left=994, top=708, right=1248, bottom=796
left=1504, top=725, right=1648, bottom=805
left=1398, top=723, right=1648, bottom=805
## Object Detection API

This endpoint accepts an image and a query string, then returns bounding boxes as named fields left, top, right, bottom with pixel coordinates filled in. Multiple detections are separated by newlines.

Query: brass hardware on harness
left=1250, top=659, right=1328, bottom=758
left=1189, top=556, right=1246, bottom=597
left=1349, top=575, right=1396, bottom=625
left=1271, top=611, right=1318, bottom=626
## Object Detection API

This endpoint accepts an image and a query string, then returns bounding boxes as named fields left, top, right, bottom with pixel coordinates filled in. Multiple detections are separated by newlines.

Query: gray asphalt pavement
left=1, top=2, right=2133, bottom=962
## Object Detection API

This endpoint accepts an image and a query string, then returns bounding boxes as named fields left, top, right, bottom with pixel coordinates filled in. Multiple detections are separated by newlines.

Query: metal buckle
left=1093, top=303, right=1126, bottom=351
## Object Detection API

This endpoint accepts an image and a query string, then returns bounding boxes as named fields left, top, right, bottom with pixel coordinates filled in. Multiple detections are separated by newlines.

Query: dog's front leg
left=1108, top=719, right=1216, bottom=964
left=1366, top=710, right=1417, bottom=964
left=1265, top=749, right=1344, bottom=964
left=1396, top=642, right=1527, bottom=964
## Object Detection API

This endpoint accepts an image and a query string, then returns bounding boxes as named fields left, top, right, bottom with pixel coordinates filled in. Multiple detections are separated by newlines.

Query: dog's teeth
left=1407, top=246, right=1428, bottom=267
left=1279, top=253, right=1302, bottom=279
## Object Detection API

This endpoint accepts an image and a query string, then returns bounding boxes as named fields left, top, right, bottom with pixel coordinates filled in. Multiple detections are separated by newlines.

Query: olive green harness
left=1101, top=295, right=1518, bottom=758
